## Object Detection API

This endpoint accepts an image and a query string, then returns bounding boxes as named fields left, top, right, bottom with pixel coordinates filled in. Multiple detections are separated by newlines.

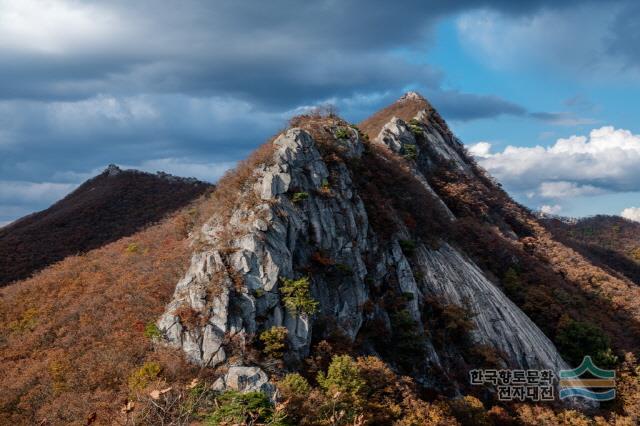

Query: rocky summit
left=158, top=94, right=568, bottom=393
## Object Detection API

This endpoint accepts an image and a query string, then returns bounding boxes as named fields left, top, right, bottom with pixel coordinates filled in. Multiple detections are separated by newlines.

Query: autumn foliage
left=0, top=193, right=216, bottom=424
left=0, top=169, right=210, bottom=286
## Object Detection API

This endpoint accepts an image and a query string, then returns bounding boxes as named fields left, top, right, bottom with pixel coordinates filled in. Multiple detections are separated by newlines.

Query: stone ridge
left=399, top=91, right=426, bottom=101
left=358, top=92, right=430, bottom=140
left=99, top=163, right=203, bottom=185
left=157, top=112, right=572, bottom=397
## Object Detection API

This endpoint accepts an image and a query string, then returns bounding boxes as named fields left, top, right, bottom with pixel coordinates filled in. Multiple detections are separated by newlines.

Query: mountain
left=0, top=165, right=211, bottom=286
left=2, top=93, right=640, bottom=425
left=542, top=215, right=640, bottom=284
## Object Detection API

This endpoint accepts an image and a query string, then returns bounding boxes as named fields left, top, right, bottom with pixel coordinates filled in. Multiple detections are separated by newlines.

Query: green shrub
left=291, top=191, right=309, bottom=203
left=276, top=374, right=310, bottom=424
left=403, top=143, right=417, bottom=160
left=408, top=125, right=422, bottom=138
left=349, top=124, right=364, bottom=138
left=334, top=127, right=350, bottom=139
left=206, top=391, right=285, bottom=425
left=278, top=373, right=310, bottom=396
left=8, top=307, right=38, bottom=333
left=144, top=322, right=162, bottom=339
left=556, top=316, right=618, bottom=368
left=260, top=326, right=288, bottom=358
left=317, top=355, right=365, bottom=399
left=502, top=267, right=522, bottom=299
left=399, top=239, right=417, bottom=256
left=279, top=276, right=318, bottom=316
left=390, top=309, right=427, bottom=371
left=125, top=243, right=139, bottom=254
left=128, top=361, right=161, bottom=392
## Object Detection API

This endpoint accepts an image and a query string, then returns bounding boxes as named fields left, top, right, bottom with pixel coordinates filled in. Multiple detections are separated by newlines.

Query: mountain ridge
left=2, top=93, right=640, bottom=424
left=0, top=165, right=211, bottom=286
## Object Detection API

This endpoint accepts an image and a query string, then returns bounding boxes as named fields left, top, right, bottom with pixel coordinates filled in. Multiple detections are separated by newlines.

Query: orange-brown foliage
left=0, top=170, right=210, bottom=287
left=358, top=96, right=430, bottom=140
left=428, top=153, right=640, bottom=355
left=0, top=194, right=216, bottom=425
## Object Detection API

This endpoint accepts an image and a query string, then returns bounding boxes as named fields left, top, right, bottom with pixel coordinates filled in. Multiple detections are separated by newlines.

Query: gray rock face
left=158, top=128, right=371, bottom=368
left=158, top=114, right=571, bottom=397
left=212, top=366, right=275, bottom=396
left=377, top=117, right=416, bottom=153
left=416, top=243, right=568, bottom=371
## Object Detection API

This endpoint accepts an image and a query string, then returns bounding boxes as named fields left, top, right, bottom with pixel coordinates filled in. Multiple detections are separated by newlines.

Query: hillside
left=542, top=215, right=640, bottom=285
left=0, top=166, right=211, bottom=286
left=2, top=93, right=640, bottom=425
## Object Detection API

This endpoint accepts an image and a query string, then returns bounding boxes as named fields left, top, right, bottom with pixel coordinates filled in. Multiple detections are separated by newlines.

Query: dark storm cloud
left=0, top=0, right=599, bottom=105
left=0, top=0, right=615, bottom=222
left=607, top=2, right=640, bottom=68
left=428, top=90, right=527, bottom=121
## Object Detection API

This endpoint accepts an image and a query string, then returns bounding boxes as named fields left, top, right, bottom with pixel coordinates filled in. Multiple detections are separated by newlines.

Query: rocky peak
left=399, top=91, right=426, bottom=102
left=157, top=106, right=572, bottom=400
left=104, top=163, right=122, bottom=177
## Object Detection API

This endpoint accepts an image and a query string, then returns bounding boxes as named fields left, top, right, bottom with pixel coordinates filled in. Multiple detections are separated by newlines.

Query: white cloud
left=468, top=141, right=492, bottom=158
left=131, top=158, right=237, bottom=183
left=540, top=204, right=562, bottom=215
left=621, top=207, right=640, bottom=222
left=48, top=95, right=159, bottom=130
left=0, top=0, right=127, bottom=54
left=471, top=126, right=640, bottom=200
left=538, top=181, right=603, bottom=198
left=0, top=181, right=77, bottom=204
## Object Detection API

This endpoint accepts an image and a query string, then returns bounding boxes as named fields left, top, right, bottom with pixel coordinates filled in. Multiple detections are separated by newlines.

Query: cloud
left=0, top=181, right=78, bottom=224
left=469, top=126, right=640, bottom=200
left=540, top=204, right=563, bottom=215
left=621, top=207, right=640, bottom=222
left=468, top=142, right=493, bottom=158
left=426, top=91, right=593, bottom=124
left=538, top=181, right=603, bottom=198
left=126, top=158, right=237, bottom=183
left=0, top=0, right=612, bottom=104
left=427, top=90, right=527, bottom=121
left=0, top=181, right=77, bottom=204
left=0, top=0, right=624, bottom=224
left=455, top=3, right=639, bottom=79
left=528, top=112, right=597, bottom=126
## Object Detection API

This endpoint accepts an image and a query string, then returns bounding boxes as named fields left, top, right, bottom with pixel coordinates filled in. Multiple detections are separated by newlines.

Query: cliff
left=158, top=93, right=570, bottom=397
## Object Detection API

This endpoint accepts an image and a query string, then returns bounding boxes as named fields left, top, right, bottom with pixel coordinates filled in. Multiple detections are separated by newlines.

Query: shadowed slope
left=0, top=166, right=211, bottom=286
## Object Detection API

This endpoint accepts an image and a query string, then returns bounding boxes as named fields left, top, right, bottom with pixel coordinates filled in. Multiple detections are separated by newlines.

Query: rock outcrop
left=158, top=93, right=571, bottom=397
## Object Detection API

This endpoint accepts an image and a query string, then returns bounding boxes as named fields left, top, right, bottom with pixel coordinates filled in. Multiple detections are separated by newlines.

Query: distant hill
left=542, top=215, right=640, bottom=284
left=0, top=165, right=211, bottom=286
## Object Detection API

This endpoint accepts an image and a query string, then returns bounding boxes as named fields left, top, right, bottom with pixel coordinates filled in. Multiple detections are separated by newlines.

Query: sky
left=0, top=0, right=639, bottom=226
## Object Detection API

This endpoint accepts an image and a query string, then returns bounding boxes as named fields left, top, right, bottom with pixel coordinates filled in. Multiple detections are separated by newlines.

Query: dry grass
left=0, top=194, right=215, bottom=424
left=358, top=96, right=430, bottom=140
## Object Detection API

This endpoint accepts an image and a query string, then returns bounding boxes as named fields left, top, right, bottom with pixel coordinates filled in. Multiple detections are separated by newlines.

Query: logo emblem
left=559, top=356, right=616, bottom=401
